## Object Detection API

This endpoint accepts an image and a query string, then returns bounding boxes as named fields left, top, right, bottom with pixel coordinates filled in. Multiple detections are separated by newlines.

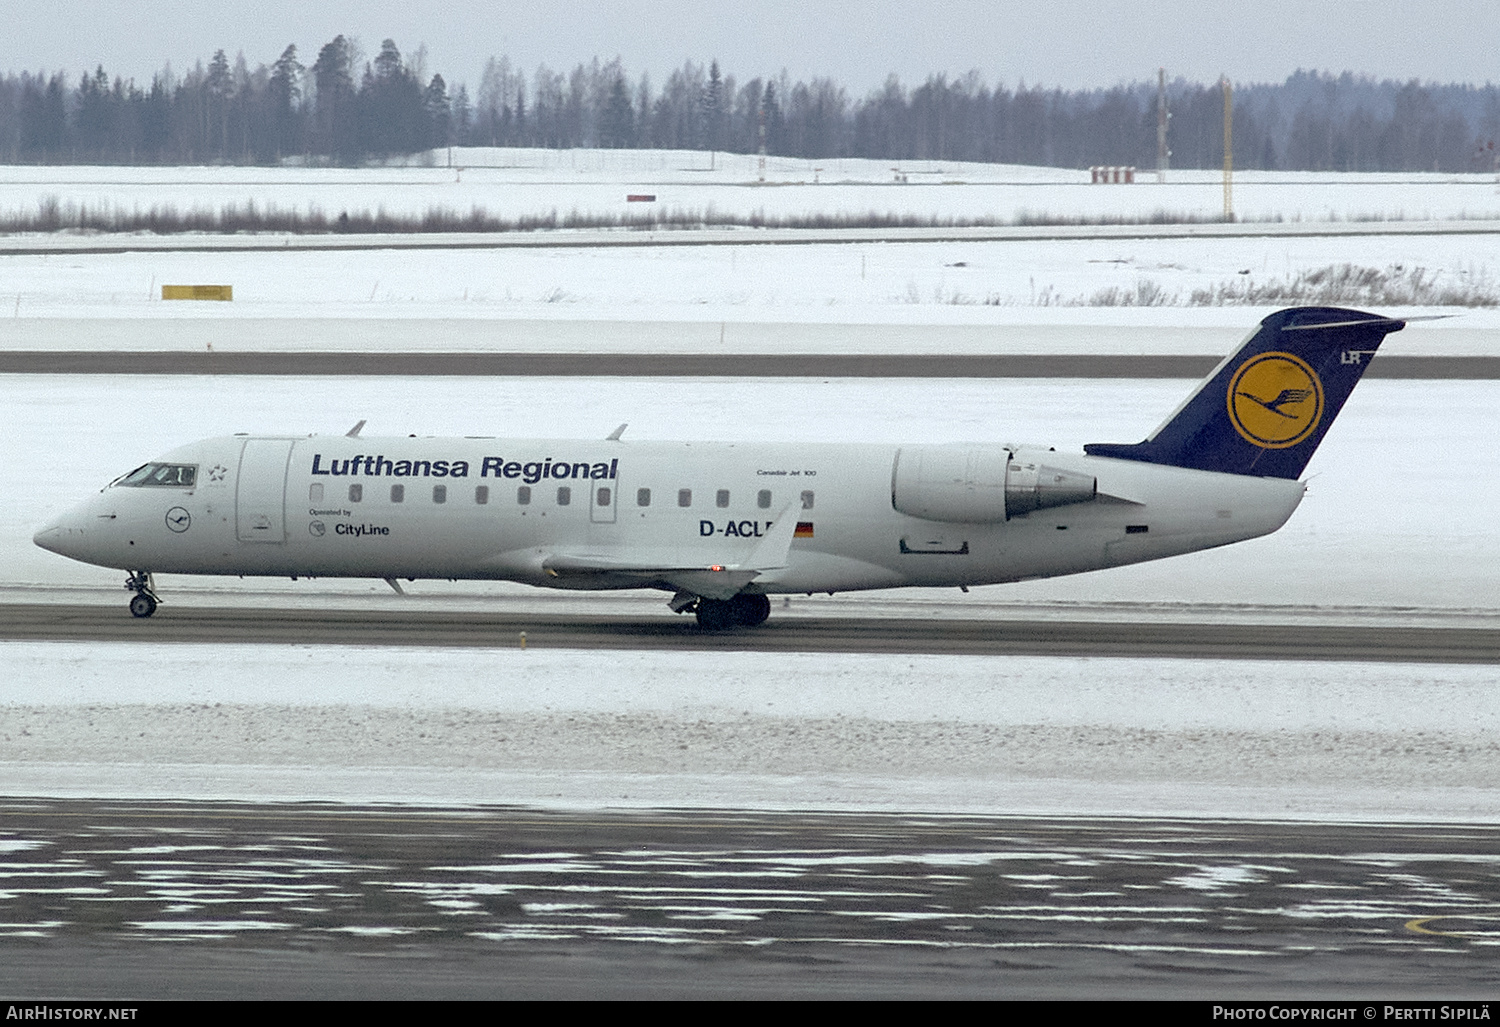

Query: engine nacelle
left=891, top=445, right=1097, bottom=523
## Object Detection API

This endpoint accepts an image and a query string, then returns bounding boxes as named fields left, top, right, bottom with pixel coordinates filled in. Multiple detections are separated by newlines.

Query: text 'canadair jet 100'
left=35, top=307, right=1405, bottom=628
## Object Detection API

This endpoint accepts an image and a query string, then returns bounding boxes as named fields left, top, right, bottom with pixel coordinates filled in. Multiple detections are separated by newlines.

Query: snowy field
left=3, top=642, right=1498, bottom=821
left=9, top=374, right=1497, bottom=614
left=4, top=150, right=1500, bottom=225
left=1, top=236, right=1499, bottom=355
left=3, top=155, right=1499, bottom=353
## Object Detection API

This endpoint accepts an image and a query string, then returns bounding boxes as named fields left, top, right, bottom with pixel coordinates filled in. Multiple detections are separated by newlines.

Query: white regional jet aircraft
left=35, top=306, right=1404, bottom=628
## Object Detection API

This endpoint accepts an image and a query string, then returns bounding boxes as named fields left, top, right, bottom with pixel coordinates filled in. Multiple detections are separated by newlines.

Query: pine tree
left=423, top=74, right=451, bottom=149
left=268, top=44, right=302, bottom=159
left=205, top=50, right=232, bottom=160
left=450, top=84, right=472, bottom=145
left=360, top=40, right=424, bottom=155
left=19, top=74, right=66, bottom=160
left=702, top=59, right=723, bottom=151
left=601, top=75, right=634, bottom=148
left=762, top=79, right=784, bottom=155
left=311, top=35, right=355, bottom=161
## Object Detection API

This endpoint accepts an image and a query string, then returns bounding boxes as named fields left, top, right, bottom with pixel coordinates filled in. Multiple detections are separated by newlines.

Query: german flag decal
left=795, top=521, right=815, bottom=538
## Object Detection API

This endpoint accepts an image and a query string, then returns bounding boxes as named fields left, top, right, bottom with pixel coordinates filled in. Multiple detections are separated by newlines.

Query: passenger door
left=236, top=438, right=293, bottom=542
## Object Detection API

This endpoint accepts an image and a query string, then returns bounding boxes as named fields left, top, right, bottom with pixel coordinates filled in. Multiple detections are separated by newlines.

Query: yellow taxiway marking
left=1404, top=916, right=1500, bottom=938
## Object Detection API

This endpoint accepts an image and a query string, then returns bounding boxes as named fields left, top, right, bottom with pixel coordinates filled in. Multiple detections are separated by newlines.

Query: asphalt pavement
left=2, top=602, right=1497, bottom=661
left=2, top=800, right=1497, bottom=999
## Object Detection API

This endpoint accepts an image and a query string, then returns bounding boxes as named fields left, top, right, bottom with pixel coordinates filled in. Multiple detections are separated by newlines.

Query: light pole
left=1221, top=76, right=1234, bottom=222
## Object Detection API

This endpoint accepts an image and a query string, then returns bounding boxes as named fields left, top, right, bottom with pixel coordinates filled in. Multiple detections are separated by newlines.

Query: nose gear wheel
left=125, top=571, right=159, bottom=618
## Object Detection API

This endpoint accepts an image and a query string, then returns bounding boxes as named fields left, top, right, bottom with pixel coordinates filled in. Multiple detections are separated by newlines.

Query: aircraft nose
left=33, top=509, right=89, bottom=557
left=33, top=518, right=65, bottom=553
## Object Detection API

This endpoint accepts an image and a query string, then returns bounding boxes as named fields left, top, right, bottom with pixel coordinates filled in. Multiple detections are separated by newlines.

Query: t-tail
left=1084, top=306, right=1406, bottom=479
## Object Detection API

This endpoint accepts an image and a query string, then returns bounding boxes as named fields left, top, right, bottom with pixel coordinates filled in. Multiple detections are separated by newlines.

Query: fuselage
left=34, top=432, right=1305, bottom=595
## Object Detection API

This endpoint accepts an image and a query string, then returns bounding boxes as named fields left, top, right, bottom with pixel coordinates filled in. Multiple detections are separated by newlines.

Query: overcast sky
left=7, top=1, right=1499, bottom=93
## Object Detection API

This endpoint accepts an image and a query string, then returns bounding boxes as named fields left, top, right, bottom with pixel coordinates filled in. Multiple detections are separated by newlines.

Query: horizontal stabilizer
left=1280, top=314, right=1448, bottom=332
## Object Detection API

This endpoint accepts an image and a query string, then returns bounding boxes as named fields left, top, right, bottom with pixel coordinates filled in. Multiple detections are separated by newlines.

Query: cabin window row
left=637, top=488, right=814, bottom=510
left=309, top=482, right=813, bottom=509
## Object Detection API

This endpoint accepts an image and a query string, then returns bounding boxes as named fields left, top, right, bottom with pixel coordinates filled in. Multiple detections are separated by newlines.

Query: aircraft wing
left=540, top=500, right=802, bottom=600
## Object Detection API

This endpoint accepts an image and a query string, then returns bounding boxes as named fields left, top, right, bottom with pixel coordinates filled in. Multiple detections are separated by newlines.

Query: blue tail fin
left=1084, top=306, right=1405, bottom=479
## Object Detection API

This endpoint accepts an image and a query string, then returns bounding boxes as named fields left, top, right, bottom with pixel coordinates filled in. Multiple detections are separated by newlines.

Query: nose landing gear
left=125, top=571, right=159, bottom=618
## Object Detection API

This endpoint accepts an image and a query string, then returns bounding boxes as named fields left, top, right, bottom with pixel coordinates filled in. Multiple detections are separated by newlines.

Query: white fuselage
left=35, top=433, right=1305, bottom=596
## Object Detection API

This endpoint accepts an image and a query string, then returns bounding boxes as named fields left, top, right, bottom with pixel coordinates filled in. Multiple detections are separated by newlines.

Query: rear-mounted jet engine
left=891, top=446, right=1097, bottom=523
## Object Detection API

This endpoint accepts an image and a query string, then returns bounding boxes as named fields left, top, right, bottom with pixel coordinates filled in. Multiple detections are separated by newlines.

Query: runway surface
left=3, top=602, right=1498, bottom=661
left=2, top=350, right=1494, bottom=378
left=1, top=799, right=1497, bottom=999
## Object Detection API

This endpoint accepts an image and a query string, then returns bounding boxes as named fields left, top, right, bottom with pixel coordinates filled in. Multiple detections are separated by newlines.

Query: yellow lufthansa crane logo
left=1227, top=351, right=1324, bottom=448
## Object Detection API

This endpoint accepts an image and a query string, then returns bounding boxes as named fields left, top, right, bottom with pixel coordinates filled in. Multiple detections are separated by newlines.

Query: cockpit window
left=116, top=463, right=198, bottom=488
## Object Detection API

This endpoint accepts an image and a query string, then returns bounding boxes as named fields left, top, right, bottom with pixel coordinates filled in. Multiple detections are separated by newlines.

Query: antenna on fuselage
left=606, top=423, right=627, bottom=441
left=346, top=420, right=367, bottom=438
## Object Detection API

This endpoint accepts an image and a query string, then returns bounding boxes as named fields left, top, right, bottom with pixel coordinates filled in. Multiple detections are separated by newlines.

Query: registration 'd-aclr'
left=35, top=306, right=1406, bottom=628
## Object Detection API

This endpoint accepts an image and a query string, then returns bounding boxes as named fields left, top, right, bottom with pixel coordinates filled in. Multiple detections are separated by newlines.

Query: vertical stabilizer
left=1084, top=306, right=1404, bottom=479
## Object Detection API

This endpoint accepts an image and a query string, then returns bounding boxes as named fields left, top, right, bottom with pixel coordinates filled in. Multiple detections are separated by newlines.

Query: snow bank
left=3, top=641, right=1496, bottom=819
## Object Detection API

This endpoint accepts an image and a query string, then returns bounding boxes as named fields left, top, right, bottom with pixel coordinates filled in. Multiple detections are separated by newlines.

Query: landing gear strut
left=125, top=571, right=158, bottom=618
left=694, top=592, right=771, bottom=630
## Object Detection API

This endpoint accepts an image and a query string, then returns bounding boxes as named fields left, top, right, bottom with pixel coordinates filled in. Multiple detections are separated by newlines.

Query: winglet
left=346, top=419, right=367, bottom=438
left=739, top=500, right=802, bottom=572
left=606, top=423, right=627, bottom=441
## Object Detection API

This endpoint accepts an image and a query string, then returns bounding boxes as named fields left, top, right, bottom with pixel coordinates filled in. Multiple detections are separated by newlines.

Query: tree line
left=0, top=37, right=1497, bottom=172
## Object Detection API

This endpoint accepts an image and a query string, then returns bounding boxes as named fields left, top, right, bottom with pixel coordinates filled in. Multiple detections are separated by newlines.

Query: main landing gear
left=694, top=592, right=771, bottom=630
left=125, top=571, right=159, bottom=618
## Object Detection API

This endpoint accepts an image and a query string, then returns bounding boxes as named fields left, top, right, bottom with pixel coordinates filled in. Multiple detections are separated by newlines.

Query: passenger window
left=716, top=489, right=730, bottom=508
left=596, top=487, right=612, bottom=507
left=390, top=484, right=405, bottom=503
left=475, top=485, right=489, bottom=505
left=758, top=489, right=771, bottom=509
left=517, top=486, right=531, bottom=505
left=557, top=486, right=571, bottom=506
left=309, top=483, right=324, bottom=503
left=801, top=490, right=815, bottom=510
left=678, top=489, right=692, bottom=508
left=433, top=484, right=447, bottom=504
left=637, top=488, right=651, bottom=507
left=349, top=483, right=363, bottom=503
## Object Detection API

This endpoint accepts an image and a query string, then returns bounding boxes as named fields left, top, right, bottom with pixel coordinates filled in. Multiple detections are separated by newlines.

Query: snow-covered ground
left=3, top=642, right=1498, bottom=821
left=8, top=374, right=1497, bottom=614
left=1, top=237, right=1498, bottom=354
left=3, top=157, right=1498, bottom=349
left=4, top=150, right=1500, bottom=225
